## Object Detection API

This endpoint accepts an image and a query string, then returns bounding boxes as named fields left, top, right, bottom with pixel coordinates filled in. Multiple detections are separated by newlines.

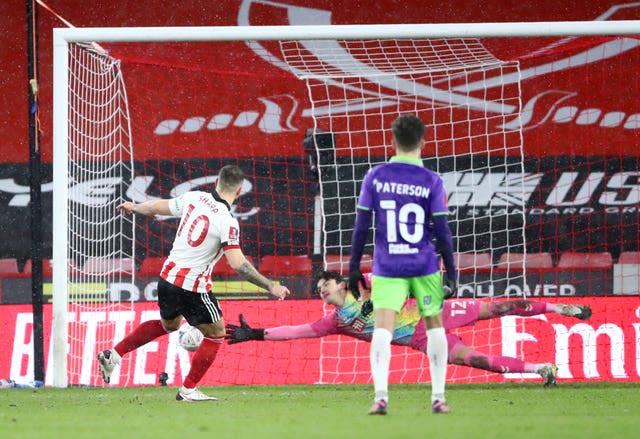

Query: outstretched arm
left=265, top=324, right=321, bottom=340
left=226, top=314, right=324, bottom=344
left=116, top=200, right=172, bottom=217
left=225, top=248, right=290, bottom=300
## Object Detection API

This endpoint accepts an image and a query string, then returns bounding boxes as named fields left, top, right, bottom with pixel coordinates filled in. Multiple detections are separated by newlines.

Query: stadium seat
left=259, top=255, right=312, bottom=276
left=138, top=257, right=166, bottom=276
left=20, top=259, right=80, bottom=278
left=619, top=251, right=640, bottom=264
left=614, top=252, right=640, bottom=295
left=496, top=252, right=553, bottom=271
left=20, top=260, right=33, bottom=277
left=454, top=253, right=493, bottom=272
left=31, top=259, right=78, bottom=279
left=0, top=258, right=26, bottom=278
left=557, top=252, right=613, bottom=270
left=212, top=255, right=255, bottom=277
left=325, top=254, right=373, bottom=272
left=41, top=259, right=53, bottom=278
left=82, top=257, right=135, bottom=275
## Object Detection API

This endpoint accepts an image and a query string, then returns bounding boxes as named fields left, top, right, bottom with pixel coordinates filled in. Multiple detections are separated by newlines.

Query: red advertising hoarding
left=1, top=297, right=638, bottom=386
left=0, top=1, right=639, bottom=387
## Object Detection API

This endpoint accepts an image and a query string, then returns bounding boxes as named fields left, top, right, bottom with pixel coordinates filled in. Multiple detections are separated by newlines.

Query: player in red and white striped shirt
left=97, top=165, right=290, bottom=401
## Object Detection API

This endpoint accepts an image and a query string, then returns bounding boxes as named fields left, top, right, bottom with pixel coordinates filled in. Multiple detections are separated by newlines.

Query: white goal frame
left=52, top=20, right=640, bottom=387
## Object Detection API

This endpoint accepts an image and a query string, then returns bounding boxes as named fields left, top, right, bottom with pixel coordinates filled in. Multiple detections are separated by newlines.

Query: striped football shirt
left=160, top=190, right=240, bottom=293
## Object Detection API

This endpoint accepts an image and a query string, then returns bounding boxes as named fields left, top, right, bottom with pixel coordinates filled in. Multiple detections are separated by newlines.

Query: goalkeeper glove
left=225, top=314, right=265, bottom=344
left=443, top=277, right=458, bottom=300
left=348, top=270, right=366, bottom=300
left=360, top=299, right=374, bottom=318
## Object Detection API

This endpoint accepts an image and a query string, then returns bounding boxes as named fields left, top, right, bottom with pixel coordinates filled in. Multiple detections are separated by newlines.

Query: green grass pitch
left=0, top=383, right=638, bottom=439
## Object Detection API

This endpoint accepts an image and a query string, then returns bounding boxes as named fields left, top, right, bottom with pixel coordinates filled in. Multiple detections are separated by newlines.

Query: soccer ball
left=178, top=324, right=203, bottom=352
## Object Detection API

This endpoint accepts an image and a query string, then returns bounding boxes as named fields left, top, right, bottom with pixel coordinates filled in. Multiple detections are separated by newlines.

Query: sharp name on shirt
left=199, top=195, right=219, bottom=213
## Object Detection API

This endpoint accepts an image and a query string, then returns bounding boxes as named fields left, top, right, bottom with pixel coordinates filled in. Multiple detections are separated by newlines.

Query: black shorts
left=157, top=278, right=223, bottom=326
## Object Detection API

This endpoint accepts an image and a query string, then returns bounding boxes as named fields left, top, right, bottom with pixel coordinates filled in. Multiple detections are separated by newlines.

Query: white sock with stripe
left=370, top=328, right=392, bottom=402
left=427, top=327, right=448, bottom=403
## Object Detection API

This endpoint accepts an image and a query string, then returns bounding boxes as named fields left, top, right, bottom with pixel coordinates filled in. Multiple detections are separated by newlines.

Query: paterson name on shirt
left=357, top=158, right=448, bottom=277
left=374, top=180, right=431, bottom=199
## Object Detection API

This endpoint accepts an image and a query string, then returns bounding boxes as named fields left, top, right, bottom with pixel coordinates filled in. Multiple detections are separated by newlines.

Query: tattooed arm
left=225, top=248, right=290, bottom=299
left=236, top=260, right=273, bottom=291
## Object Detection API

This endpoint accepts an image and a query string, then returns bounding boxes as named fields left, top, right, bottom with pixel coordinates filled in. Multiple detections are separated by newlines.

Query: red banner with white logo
left=1, top=297, right=638, bottom=386
left=3, top=1, right=640, bottom=163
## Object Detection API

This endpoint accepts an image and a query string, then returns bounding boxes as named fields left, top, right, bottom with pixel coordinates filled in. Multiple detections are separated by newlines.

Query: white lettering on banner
left=126, top=175, right=156, bottom=204
left=442, top=172, right=542, bottom=207
left=0, top=179, right=53, bottom=206
left=10, top=313, right=35, bottom=382
left=127, top=175, right=260, bottom=221
left=241, top=0, right=640, bottom=133
left=553, top=323, right=628, bottom=379
left=134, top=310, right=161, bottom=385
left=500, top=90, right=577, bottom=131
left=459, top=283, right=575, bottom=297
left=68, top=177, right=121, bottom=207
left=546, top=172, right=605, bottom=206
left=547, top=172, right=640, bottom=207
left=164, top=331, right=192, bottom=384
left=3, top=171, right=634, bottom=217
left=107, top=311, right=136, bottom=386
left=154, top=95, right=298, bottom=135
left=600, top=172, right=640, bottom=205
left=523, top=284, right=576, bottom=297
left=110, top=283, right=140, bottom=302
left=458, top=283, right=499, bottom=297
left=633, top=323, right=640, bottom=377
left=79, top=312, right=106, bottom=385
left=11, top=312, right=77, bottom=385
left=501, top=315, right=545, bottom=380
left=144, top=281, right=159, bottom=301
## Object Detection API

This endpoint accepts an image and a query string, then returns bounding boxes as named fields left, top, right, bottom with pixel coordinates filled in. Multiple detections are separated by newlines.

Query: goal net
left=52, top=24, right=640, bottom=387
left=53, top=43, right=135, bottom=386
left=281, top=38, right=525, bottom=383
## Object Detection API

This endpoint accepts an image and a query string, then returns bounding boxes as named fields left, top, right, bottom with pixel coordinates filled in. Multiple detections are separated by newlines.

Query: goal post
left=53, top=21, right=640, bottom=42
left=52, top=21, right=640, bottom=387
left=52, top=42, right=135, bottom=387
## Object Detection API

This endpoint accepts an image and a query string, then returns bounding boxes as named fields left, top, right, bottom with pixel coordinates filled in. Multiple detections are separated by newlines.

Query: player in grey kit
left=349, top=114, right=457, bottom=415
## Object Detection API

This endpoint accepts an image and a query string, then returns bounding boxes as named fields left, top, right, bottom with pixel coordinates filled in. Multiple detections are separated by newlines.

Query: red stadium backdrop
left=2, top=0, right=640, bottom=162
left=0, top=0, right=637, bottom=263
left=1, top=0, right=640, bottom=385
left=0, top=297, right=639, bottom=386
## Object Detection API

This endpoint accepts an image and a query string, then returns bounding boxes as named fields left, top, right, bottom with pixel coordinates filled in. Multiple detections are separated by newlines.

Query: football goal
left=52, top=21, right=640, bottom=387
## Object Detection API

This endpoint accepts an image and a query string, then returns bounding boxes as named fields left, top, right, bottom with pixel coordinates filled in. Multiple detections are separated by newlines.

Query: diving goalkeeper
left=226, top=271, right=592, bottom=386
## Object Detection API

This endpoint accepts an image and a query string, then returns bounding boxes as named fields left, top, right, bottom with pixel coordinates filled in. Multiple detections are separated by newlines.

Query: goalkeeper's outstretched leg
left=482, top=300, right=592, bottom=320
left=448, top=338, right=557, bottom=386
